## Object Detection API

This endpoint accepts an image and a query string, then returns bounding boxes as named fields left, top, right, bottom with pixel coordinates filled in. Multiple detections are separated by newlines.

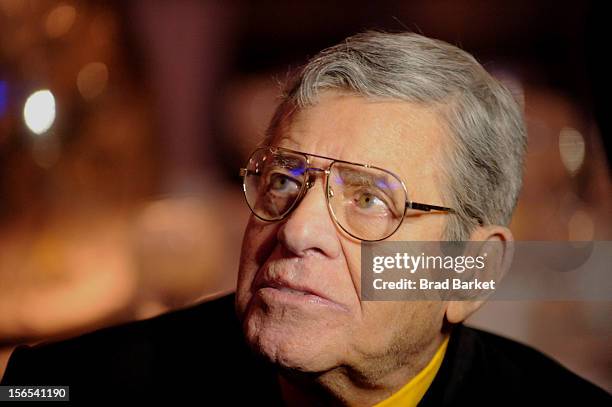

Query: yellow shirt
left=373, top=336, right=449, bottom=407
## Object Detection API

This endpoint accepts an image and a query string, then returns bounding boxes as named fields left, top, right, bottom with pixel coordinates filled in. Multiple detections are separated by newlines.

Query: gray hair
left=267, top=31, right=527, bottom=240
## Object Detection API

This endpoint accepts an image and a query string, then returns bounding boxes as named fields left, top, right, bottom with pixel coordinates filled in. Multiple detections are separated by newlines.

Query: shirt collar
left=373, top=336, right=450, bottom=407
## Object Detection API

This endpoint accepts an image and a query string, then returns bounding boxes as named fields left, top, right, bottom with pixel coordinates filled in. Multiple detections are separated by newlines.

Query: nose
left=277, top=174, right=341, bottom=259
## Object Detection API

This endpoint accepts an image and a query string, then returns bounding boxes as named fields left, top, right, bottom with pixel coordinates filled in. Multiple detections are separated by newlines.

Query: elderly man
left=2, top=31, right=609, bottom=405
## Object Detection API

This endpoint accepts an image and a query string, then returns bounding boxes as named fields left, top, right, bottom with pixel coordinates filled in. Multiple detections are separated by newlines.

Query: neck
left=278, top=333, right=446, bottom=407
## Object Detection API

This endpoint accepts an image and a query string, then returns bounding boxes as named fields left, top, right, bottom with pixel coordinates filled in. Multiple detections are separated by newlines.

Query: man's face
left=236, top=92, right=449, bottom=376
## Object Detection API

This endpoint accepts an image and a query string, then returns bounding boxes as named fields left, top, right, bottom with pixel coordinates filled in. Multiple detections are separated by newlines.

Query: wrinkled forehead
left=268, top=93, right=448, bottom=191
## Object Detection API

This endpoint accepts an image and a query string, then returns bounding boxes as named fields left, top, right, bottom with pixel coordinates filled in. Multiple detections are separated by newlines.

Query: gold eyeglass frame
left=240, top=146, right=457, bottom=242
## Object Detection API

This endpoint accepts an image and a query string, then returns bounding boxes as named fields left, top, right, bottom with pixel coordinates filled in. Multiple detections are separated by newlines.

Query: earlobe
left=445, top=300, right=484, bottom=324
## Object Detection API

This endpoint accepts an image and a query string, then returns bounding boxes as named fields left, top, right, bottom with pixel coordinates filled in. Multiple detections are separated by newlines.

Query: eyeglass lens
left=243, top=148, right=408, bottom=241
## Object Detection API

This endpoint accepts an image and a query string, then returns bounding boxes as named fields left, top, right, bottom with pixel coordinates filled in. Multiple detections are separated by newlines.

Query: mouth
left=256, top=280, right=348, bottom=312
left=276, top=286, right=312, bottom=296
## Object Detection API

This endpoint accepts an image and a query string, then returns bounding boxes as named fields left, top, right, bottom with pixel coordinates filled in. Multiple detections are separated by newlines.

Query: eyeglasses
left=240, top=146, right=456, bottom=242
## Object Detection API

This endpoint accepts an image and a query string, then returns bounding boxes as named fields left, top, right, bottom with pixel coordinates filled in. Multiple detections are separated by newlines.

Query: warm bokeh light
left=23, top=89, right=56, bottom=135
left=76, top=62, right=108, bottom=100
left=0, top=0, right=25, bottom=18
left=45, top=3, right=76, bottom=39
left=559, top=127, right=586, bottom=176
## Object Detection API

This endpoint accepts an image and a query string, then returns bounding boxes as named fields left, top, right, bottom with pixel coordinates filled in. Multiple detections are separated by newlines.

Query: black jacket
left=2, top=294, right=609, bottom=405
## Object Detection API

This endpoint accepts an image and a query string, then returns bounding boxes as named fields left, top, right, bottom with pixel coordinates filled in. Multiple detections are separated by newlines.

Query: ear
left=445, top=225, right=514, bottom=324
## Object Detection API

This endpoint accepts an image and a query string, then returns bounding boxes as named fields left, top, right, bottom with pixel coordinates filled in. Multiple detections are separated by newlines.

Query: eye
left=268, top=173, right=300, bottom=195
left=354, top=191, right=388, bottom=211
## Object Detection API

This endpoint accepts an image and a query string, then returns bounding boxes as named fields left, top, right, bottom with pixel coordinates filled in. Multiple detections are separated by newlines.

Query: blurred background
left=0, top=0, right=610, bottom=391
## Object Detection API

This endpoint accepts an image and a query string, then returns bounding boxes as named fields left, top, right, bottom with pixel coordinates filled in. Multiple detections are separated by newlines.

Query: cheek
left=339, top=240, right=363, bottom=299
left=393, top=213, right=446, bottom=241
left=236, top=219, right=279, bottom=316
left=350, top=301, right=445, bottom=356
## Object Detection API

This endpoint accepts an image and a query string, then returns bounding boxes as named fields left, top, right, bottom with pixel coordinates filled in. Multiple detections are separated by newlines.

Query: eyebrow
left=266, top=153, right=308, bottom=178
left=270, top=154, right=303, bottom=167
left=337, top=167, right=377, bottom=185
left=337, top=166, right=399, bottom=190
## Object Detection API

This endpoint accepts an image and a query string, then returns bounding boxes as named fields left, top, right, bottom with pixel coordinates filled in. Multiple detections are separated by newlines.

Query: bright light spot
left=23, top=90, right=56, bottom=135
left=559, top=127, right=585, bottom=176
left=45, top=4, right=76, bottom=38
left=77, top=62, right=108, bottom=100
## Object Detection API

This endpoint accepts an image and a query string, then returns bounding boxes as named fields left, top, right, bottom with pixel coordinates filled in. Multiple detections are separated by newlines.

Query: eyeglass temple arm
left=408, top=201, right=455, bottom=213
left=408, top=202, right=485, bottom=226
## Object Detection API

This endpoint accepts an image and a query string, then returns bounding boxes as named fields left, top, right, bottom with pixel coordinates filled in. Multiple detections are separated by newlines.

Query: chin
left=242, top=304, right=343, bottom=373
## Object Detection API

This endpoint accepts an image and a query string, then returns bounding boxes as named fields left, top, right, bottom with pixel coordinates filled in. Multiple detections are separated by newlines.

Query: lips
left=261, top=278, right=318, bottom=296
left=276, top=286, right=311, bottom=296
left=255, top=276, right=348, bottom=312
left=260, top=278, right=330, bottom=301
